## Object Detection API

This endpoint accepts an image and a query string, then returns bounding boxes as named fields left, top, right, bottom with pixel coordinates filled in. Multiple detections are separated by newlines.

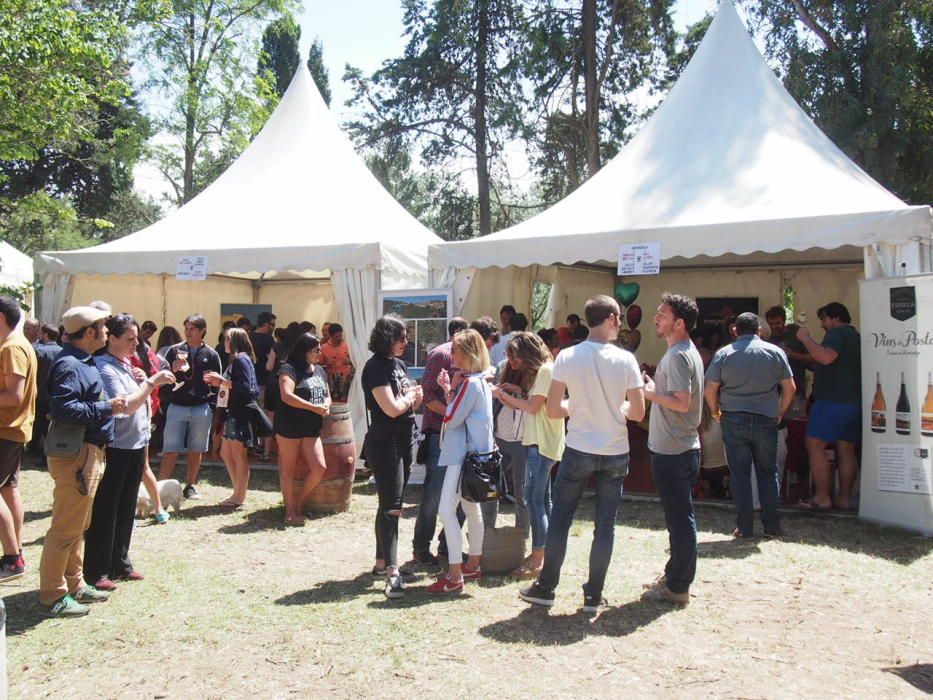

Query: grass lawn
left=3, top=460, right=932, bottom=698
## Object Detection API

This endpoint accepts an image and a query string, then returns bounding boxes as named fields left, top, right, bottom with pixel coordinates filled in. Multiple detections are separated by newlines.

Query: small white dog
left=137, top=479, right=184, bottom=518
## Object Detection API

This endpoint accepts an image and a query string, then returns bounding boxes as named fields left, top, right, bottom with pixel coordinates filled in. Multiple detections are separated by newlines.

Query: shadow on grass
left=619, top=499, right=933, bottom=565
left=24, top=509, right=51, bottom=523
left=882, top=663, right=933, bottom=693
left=275, top=573, right=382, bottom=606
left=218, top=505, right=289, bottom=534
left=479, top=599, right=675, bottom=645
left=366, top=591, right=475, bottom=609
left=697, top=538, right=760, bottom=559
left=2, top=589, right=48, bottom=634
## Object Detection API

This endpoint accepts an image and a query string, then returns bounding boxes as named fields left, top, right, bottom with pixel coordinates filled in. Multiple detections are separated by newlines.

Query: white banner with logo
left=859, top=274, right=933, bottom=534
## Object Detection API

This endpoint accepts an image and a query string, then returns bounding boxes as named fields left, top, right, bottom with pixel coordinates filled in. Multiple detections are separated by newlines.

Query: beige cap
left=62, top=306, right=110, bottom=334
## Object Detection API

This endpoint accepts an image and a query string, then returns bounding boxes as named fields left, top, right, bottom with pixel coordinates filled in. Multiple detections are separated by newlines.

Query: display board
left=220, top=303, right=273, bottom=328
left=696, top=297, right=759, bottom=345
left=378, top=290, right=452, bottom=379
left=859, top=275, right=933, bottom=534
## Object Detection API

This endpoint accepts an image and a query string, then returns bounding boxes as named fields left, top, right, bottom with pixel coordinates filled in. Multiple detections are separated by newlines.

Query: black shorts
left=0, top=438, right=24, bottom=488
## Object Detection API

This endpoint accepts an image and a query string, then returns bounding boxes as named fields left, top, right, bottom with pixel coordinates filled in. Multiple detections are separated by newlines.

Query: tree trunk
left=474, top=0, right=492, bottom=236
left=183, top=11, right=197, bottom=203
left=582, top=0, right=600, bottom=176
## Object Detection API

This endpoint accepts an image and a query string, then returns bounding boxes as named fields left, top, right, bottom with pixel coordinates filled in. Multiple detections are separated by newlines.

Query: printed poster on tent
left=618, top=243, right=661, bottom=276
left=176, top=256, right=208, bottom=281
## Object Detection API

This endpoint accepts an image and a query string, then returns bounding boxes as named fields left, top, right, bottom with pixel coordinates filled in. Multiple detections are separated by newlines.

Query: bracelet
left=144, top=378, right=155, bottom=388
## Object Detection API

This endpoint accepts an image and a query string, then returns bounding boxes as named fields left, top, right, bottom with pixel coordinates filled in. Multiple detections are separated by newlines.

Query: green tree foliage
left=144, top=0, right=296, bottom=204
left=308, top=39, right=332, bottom=107
left=744, top=0, right=932, bottom=204
left=0, top=0, right=129, bottom=162
left=522, top=0, right=676, bottom=202
left=0, top=192, right=90, bottom=255
left=346, top=0, right=528, bottom=237
left=258, top=15, right=301, bottom=101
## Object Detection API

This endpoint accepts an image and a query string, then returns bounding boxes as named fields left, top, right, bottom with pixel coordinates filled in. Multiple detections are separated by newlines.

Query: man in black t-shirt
left=158, top=314, right=221, bottom=499
left=250, top=311, right=276, bottom=392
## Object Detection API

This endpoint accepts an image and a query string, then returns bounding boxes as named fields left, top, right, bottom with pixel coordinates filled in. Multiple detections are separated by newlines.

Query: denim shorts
left=162, top=403, right=213, bottom=453
left=806, top=400, right=860, bottom=443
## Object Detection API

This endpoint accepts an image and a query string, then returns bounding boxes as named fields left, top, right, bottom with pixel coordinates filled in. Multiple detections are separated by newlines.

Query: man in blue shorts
left=158, top=314, right=221, bottom=499
left=795, top=302, right=860, bottom=511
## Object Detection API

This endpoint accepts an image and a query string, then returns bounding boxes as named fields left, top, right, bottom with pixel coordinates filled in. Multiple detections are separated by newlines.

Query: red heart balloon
left=626, top=304, right=642, bottom=330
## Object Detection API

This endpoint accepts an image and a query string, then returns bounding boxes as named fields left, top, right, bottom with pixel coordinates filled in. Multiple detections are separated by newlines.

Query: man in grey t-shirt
left=704, top=312, right=795, bottom=539
left=641, top=293, right=704, bottom=606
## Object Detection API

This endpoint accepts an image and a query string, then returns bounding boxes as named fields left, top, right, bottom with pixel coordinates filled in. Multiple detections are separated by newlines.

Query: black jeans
left=365, top=422, right=413, bottom=569
left=85, top=446, right=146, bottom=582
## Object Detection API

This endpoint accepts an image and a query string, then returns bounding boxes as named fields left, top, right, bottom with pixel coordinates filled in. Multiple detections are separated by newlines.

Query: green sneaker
left=73, top=585, right=110, bottom=604
left=41, top=594, right=90, bottom=618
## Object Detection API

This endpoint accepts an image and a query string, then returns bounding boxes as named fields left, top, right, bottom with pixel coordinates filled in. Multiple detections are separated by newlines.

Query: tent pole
left=160, top=274, right=168, bottom=327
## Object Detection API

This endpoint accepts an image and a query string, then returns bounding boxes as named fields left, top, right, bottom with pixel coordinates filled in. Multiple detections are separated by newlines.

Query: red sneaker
left=461, top=565, right=483, bottom=581
left=93, top=577, right=118, bottom=592
left=426, top=574, right=464, bottom=595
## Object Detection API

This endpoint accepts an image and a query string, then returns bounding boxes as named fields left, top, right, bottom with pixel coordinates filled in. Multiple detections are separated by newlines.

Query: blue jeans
left=650, top=449, right=700, bottom=594
left=720, top=412, right=781, bottom=536
left=538, top=446, right=629, bottom=598
left=523, top=445, right=554, bottom=548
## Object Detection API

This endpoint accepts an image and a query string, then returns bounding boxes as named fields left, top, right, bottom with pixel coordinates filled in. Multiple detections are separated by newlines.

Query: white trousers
left=438, top=461, right=484, bottom=565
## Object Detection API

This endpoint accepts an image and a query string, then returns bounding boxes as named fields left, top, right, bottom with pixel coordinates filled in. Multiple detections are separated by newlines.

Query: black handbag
left=460, top=450, right=502, bottom=503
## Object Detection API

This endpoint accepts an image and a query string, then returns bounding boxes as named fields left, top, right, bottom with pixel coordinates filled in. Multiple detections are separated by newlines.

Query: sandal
left=285, top=515, right=305, bottom=526
left=796, top=498, right=831, bottom=512
left=510, top=560, right=542, bottom=579
left=219, top=499, right=243, bottom=509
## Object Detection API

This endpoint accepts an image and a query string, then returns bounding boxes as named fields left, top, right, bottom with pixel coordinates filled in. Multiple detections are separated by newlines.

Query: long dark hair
left=286, top=333, right=321, bottom=372
left=133, top=321, right=153, bottom=374
left=156, top=326, right=182, bottom=349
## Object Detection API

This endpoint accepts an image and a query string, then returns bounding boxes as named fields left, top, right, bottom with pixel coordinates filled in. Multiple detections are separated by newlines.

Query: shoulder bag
left=45, top=420, right=86, bottom=459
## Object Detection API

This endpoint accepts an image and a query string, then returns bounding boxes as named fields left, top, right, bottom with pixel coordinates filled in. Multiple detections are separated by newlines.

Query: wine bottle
left=896, top=372, right=911, bottom=435
left=922, top=372, right=933, bottom=437
left=871, top=372, right=886, bottom=433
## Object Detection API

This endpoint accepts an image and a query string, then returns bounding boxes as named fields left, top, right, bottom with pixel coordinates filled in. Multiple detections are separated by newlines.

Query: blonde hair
left=452, top=329, right=489, bottom=374
left=227, top=327, right=256, bottom=363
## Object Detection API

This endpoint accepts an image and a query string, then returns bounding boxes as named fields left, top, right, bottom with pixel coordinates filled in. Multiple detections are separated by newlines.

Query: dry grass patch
left=3, top=461, right=932, bottom=698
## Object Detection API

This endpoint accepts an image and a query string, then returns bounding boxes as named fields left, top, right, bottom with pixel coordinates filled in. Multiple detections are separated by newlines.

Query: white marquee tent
left=0, top=240, right=34, bottom=288
left=430, top=1, right=932, bottom=314
left=36, top=66, right=443, bottom=441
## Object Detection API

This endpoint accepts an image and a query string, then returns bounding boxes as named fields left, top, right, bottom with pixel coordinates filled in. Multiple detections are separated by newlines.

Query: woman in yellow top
left=492, top=332, right=565, bottom=578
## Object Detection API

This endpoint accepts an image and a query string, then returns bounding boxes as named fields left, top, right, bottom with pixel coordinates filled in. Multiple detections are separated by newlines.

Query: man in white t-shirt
left=641, top=293, right=705, bottom=606
left=519, top=295, right=645, bottom=613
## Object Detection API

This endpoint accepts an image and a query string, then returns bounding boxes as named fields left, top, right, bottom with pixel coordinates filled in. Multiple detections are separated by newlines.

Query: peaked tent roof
left=37, top=67, right=442, bottom=285
left=430, top=0, right=931, bottom=271
left=0, top=240, right=33, bottom=287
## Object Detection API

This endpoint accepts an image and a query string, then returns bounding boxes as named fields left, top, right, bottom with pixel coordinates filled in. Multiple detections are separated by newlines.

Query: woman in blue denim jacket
left=427, top=329, right=495, bottom=595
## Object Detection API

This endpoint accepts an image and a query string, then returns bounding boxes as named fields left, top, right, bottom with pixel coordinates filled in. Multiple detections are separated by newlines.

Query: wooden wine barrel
left=296, top=403, right=356, bottom=513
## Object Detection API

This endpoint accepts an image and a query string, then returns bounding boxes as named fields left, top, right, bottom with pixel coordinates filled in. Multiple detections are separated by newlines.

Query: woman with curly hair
left=361, top=316, right=423, bottom=599
left=205, top=327, right=259, bottom=508
left=492, top=332, right=565, bottom=578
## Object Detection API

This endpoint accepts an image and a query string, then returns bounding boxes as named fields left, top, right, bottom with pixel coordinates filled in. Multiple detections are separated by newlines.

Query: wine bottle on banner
left=896, top=372, right=911, bottom=435
left=871, top=372, right=886, bottom=433
left=922, top=372, right=933, bottom=437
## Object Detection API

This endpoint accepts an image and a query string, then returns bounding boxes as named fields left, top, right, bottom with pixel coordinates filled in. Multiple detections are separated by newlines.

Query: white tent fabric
left=35, top=66, right=444, bottom=444
left=331, top=268, right=378, bottom=447
left=37, top=67, right=440, bottom=283
left=429, top=1, right=931, bottom=271
left=0, top=240, right=33, bottom=287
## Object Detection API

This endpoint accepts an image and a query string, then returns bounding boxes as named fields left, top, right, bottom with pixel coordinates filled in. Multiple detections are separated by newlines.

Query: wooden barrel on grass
left=296, top=403, right=355, bottom=513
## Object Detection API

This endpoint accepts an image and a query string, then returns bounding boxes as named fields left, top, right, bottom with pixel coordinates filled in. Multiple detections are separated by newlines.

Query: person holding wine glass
left=795, top=302, right=861, bottom=511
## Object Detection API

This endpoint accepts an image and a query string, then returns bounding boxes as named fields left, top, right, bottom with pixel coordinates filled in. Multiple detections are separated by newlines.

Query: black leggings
left=365, top=424, right=413, bottom=569
left=85, top=447, right=146, bottom=582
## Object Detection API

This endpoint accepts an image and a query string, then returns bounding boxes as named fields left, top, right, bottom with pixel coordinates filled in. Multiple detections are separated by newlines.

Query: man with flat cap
left=38, top=306, right=127, bottom=617
left=704, top=312, right=795, bottom=539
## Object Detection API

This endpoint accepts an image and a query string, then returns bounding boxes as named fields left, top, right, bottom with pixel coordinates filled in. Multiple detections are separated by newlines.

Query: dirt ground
left=3, top=461, right=932, bottom=699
